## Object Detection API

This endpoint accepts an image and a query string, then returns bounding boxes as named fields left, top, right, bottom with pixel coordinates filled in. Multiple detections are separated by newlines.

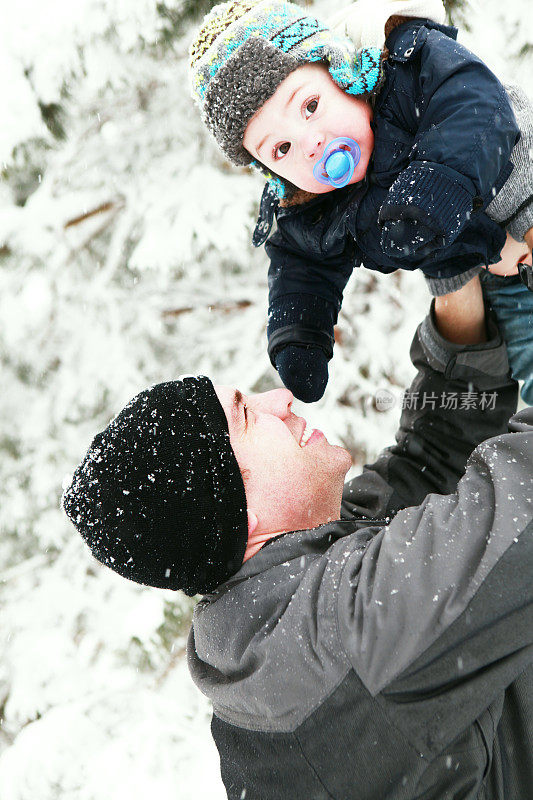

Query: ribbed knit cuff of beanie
left=62, top=377, right=248, bottom=596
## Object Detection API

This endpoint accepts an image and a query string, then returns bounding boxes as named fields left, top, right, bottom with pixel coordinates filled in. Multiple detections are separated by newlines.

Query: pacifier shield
left=313, top=137, right=361, bottom=188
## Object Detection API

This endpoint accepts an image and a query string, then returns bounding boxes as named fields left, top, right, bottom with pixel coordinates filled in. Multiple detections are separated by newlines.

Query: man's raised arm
left=342, top=276, right=518, bottom=520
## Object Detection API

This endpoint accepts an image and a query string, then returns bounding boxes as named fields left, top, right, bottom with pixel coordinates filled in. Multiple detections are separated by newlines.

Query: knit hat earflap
left=62, top=377, right=248, bottom=597
left=189, top=0, right=385, bottom=199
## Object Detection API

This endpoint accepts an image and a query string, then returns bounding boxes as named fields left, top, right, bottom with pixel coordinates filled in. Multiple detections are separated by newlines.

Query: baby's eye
left=273, top=142, right=291, bottom=160
left=305, top=98, right=319, bottom=118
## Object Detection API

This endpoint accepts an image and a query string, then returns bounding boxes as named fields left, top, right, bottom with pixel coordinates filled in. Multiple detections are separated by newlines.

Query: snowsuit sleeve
left=378, top=27, right=520, bottom=250
left=341, top=303, right=518, bottom=520
left=265, top=188, right=360, bottom=365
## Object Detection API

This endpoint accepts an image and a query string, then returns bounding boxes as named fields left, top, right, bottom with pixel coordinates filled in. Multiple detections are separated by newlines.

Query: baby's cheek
left=354, top=139, right=374, bottom=181
left=292, top=167, right=334, bottom=194
left=361, top=127, right=375, bottom=159
left=311, top=182, right=337, bottom=194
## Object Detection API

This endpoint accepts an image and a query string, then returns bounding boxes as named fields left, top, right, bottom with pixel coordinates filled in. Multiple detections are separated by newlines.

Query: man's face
left=214, top=386, right=351, bottom=535
left=243, top=63, right=374, bottom=194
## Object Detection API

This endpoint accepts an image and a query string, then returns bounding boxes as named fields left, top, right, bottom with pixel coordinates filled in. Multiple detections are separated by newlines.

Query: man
left=64, top=277, right=533, bottom=799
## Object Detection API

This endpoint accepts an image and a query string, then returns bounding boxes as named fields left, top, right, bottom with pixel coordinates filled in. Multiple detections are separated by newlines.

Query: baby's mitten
left=275, top=346, right=329, bottom=403
left=380, top=219, right=444, bottom=259
left=267, top=293, right=336, bottom=403
left=379, top=162, right=477, bottom=257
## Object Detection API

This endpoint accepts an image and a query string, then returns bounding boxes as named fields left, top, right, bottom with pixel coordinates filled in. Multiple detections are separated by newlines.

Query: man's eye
left=305, top=98, right=318, bottom=118
left=273, top=142, right=291, bottom=160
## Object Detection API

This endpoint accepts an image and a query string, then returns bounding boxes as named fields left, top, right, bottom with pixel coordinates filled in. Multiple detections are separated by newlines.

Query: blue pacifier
left=313, top=137, right=361, bottom=189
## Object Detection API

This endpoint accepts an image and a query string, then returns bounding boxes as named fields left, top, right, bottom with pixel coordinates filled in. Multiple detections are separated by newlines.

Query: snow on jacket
left=188, top=309, right=533, bottom=800
left=254, top=18, right=523, bottom=363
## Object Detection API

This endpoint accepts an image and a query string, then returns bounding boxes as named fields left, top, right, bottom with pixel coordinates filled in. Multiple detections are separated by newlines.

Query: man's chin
left=331, top=444, right=352, bottom=474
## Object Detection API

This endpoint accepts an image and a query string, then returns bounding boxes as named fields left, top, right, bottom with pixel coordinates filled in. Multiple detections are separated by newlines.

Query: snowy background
left=0, top=0, right=530, bottom=797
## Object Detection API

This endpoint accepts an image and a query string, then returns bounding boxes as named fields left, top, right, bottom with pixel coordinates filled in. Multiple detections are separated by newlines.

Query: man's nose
left=250, top=389, right=293, bottom=418
left=301, top=130, right=325, bottom=160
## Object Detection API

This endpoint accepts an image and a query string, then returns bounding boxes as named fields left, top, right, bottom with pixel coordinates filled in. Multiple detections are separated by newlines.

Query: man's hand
left=434, top=275, right=487, bottom=345
left=483, top=231, right=532, bottom=276
left=520, top=228, right=533, bottom=289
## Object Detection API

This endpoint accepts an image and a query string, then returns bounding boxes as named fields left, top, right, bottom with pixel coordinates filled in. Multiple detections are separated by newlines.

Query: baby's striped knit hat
left=189, top=0, right=385, bottom=197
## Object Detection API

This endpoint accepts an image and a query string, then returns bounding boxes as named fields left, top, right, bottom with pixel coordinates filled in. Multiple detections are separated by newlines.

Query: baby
left=190, top=0, right=533, bottom=402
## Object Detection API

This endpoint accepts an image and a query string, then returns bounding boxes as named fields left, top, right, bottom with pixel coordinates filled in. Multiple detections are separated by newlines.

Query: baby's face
left=243, top=63, right=374, bottom=194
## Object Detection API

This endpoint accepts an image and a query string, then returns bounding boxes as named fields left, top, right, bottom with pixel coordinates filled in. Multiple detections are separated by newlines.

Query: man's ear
left=247, top=510, right=259, bottom=538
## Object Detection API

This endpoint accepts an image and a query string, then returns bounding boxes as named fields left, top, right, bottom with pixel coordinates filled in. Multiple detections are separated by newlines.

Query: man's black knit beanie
left=62, top=377, right=248, bottom=596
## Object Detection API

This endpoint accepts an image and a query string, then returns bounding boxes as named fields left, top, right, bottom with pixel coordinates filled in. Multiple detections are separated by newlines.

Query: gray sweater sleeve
left=486, top=82, right=533, bottom=240
left=425, top=82, right=533, bottom=297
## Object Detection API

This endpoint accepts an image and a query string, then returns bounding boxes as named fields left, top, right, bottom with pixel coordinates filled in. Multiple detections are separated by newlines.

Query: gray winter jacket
left=188, top=310, right=533, bottom=800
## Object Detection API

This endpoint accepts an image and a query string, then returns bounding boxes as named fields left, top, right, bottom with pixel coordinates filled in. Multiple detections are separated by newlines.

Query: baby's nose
left=301, top=132, right=325, bottom=160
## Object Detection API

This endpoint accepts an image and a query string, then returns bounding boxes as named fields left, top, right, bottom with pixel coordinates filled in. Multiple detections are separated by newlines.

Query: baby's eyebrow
left=284, top=86, right=300, bottom=110
left=256, top=134, right=268, bottom=157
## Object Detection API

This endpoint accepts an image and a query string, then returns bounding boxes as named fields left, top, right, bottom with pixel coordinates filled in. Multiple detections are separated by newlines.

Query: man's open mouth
left=299, top=421, right=313, bottom=447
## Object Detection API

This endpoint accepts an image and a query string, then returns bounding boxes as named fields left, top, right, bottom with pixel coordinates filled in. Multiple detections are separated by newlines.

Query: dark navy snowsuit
left=254, top=19, right=520, bottom=374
